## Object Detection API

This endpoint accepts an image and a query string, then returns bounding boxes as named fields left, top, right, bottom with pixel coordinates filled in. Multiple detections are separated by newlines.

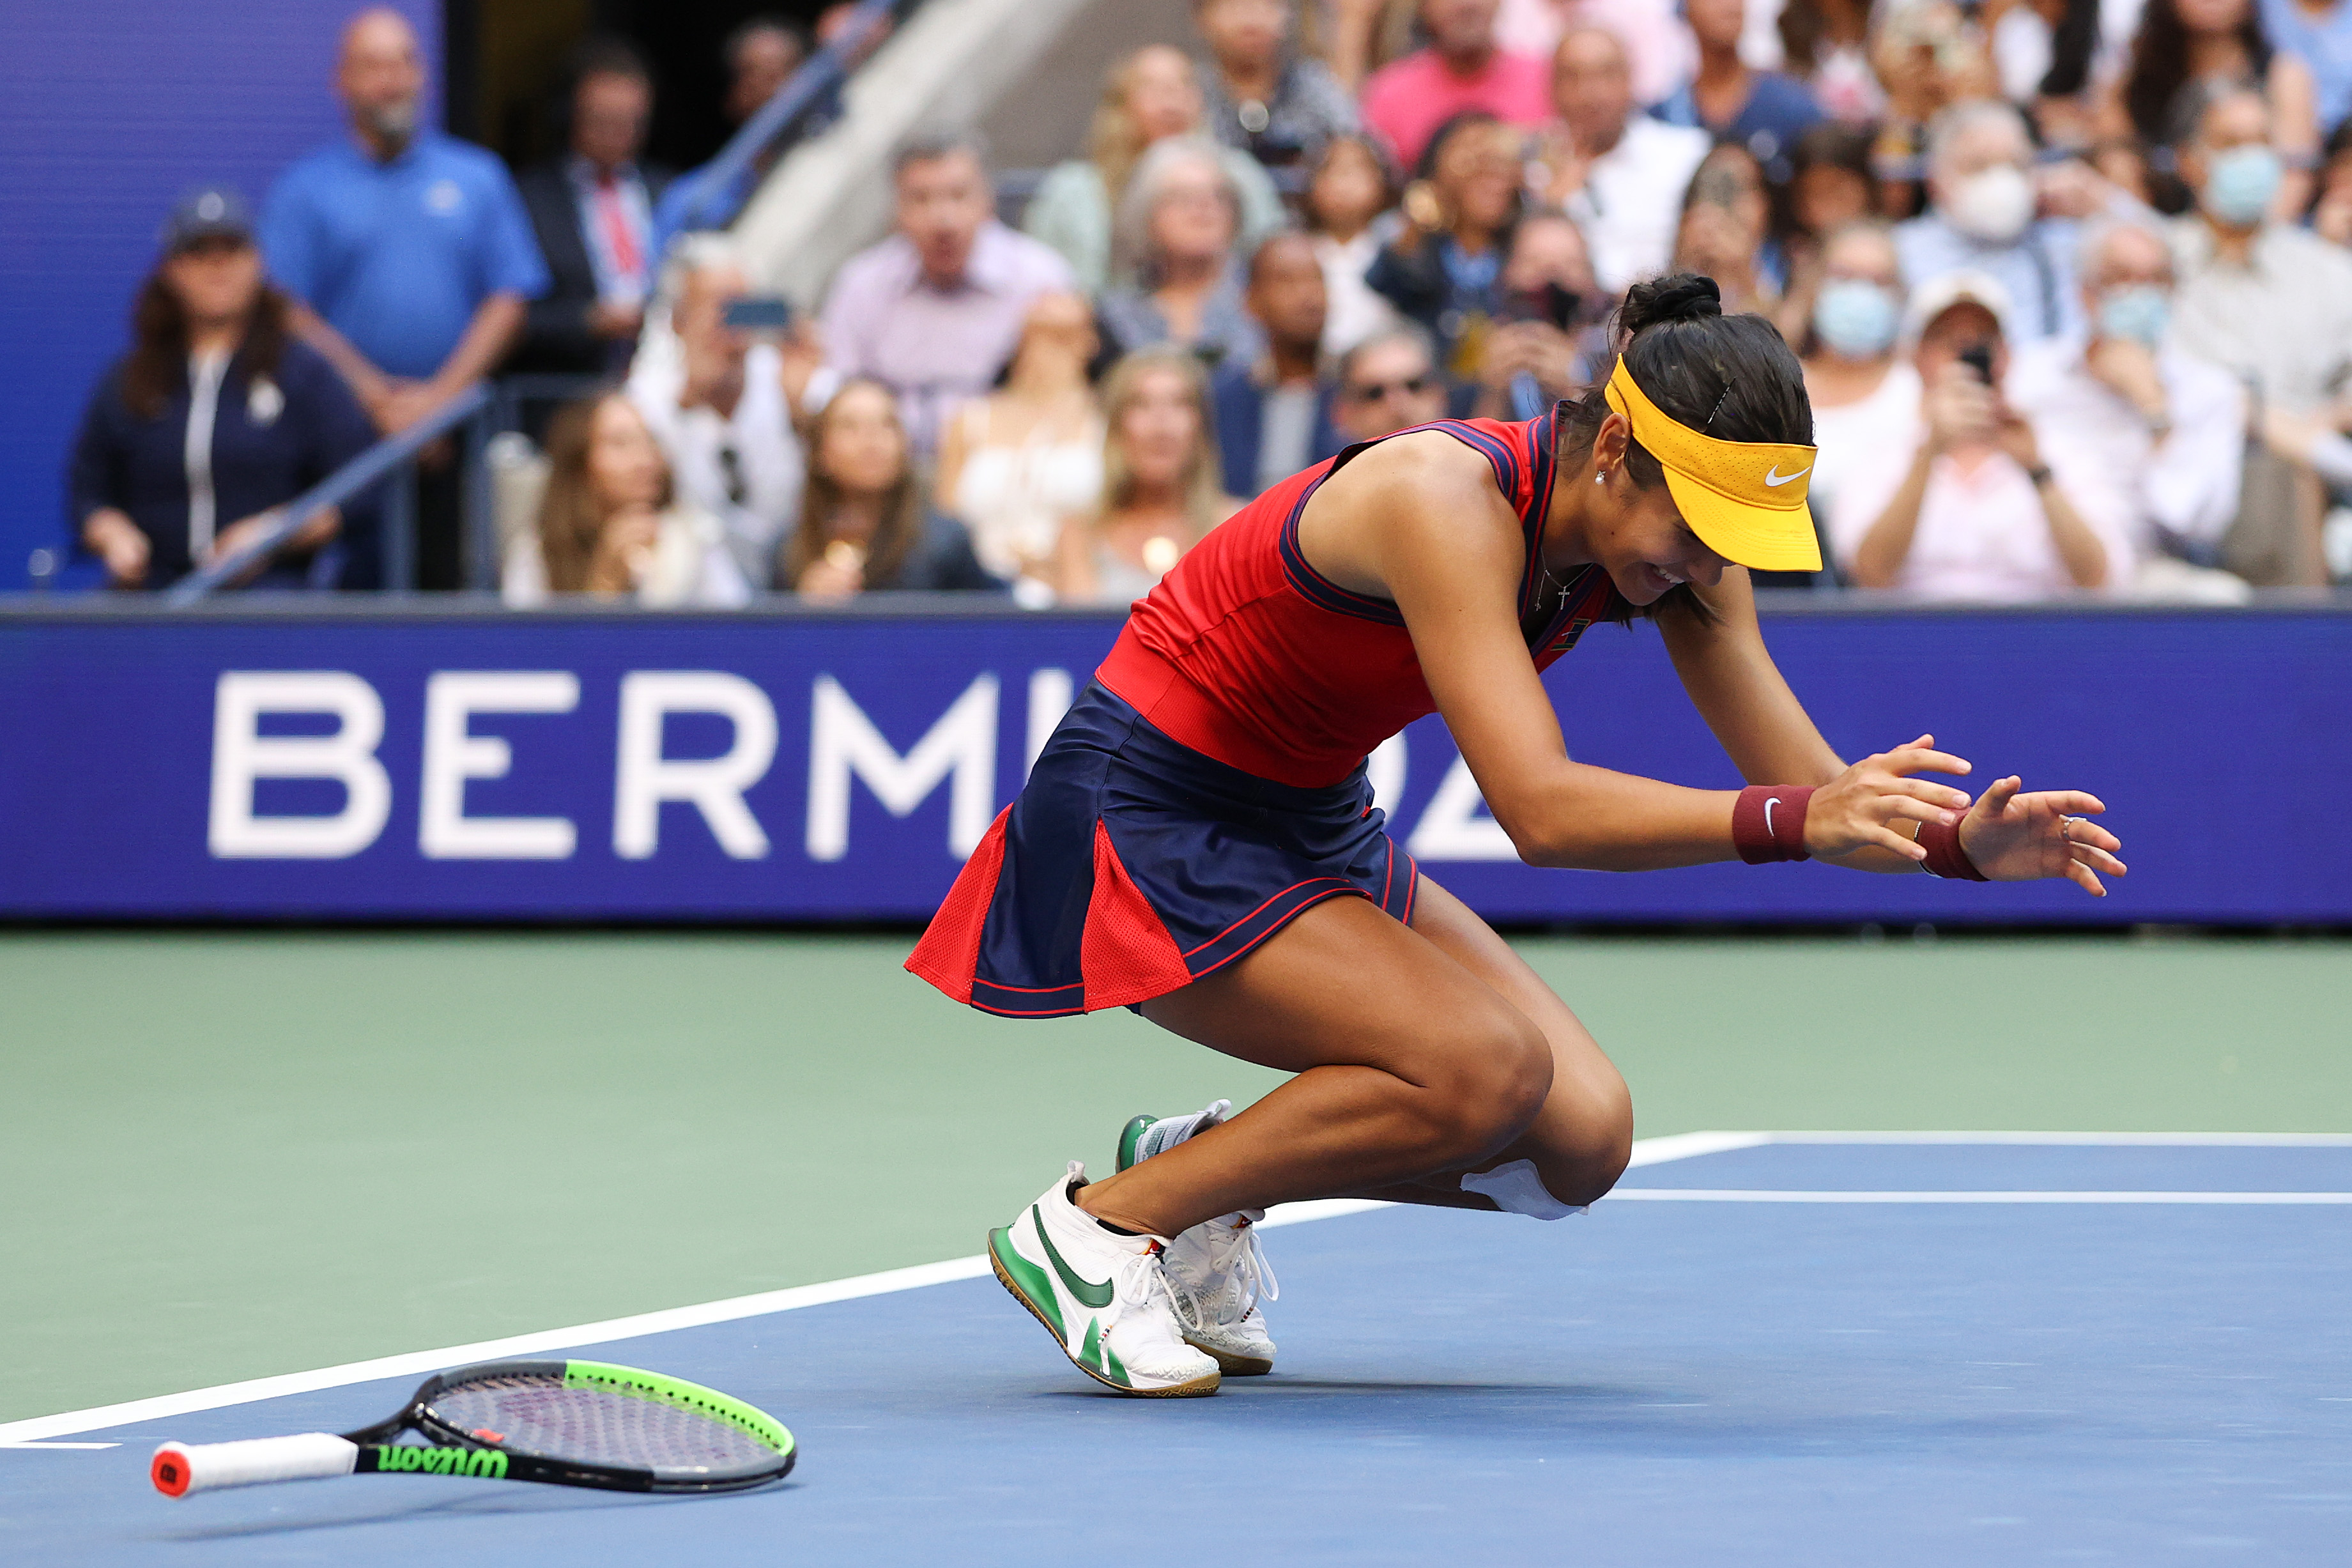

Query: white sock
left=1460, top=1158, right=1587, bottom=1221
left=1136, top=1098, right=1233, bottom=1163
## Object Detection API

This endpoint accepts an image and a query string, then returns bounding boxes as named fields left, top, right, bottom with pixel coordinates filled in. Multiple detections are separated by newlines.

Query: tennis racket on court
left=151, top=1358, right=794, bottom=1498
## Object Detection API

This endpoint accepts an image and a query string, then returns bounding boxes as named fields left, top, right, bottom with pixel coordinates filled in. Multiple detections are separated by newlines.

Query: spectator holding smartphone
left=626, top=236, right=819, bottom=592
left=69, top=188, right=375, bottom=592
left=1829, top=272, right=2129, bottom=598
left=1672, top=142, right=1785, bottom=314
left=1471, top=210, right=1603, bottom=419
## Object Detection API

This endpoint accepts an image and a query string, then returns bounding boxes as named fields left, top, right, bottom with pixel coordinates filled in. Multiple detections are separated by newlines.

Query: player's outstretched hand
left=1958, top=776, right=2127, bottom=895
left=1806, top=734, right=1977, bottom=863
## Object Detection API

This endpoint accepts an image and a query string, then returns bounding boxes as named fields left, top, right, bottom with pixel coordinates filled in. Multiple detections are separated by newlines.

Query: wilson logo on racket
left=369, top=1445, right=509, bottom=1479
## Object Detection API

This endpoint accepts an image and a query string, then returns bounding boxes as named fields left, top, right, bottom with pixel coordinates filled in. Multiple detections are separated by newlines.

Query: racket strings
left=429, top=1378, right=781, bottom=1472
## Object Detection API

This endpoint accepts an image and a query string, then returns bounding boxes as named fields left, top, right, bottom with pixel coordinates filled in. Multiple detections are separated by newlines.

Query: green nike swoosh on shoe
left=1031, top=1204, right=1115, bottom=1309
left=987, top=1161, right=1220, bottom=1398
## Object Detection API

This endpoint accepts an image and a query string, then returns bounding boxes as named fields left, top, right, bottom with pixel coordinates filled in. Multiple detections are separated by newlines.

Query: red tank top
left=1096, top=410, right=1628, bottom=788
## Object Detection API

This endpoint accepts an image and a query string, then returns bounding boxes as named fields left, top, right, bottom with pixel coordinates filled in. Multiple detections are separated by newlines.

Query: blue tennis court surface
left=8, top=1135, right=2350, bottom=1565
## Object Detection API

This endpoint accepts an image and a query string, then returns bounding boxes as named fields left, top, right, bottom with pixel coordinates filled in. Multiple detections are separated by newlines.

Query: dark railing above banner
left=666, top=0, right=918, bottom=236
left=164, top=384, right=491, bottom=605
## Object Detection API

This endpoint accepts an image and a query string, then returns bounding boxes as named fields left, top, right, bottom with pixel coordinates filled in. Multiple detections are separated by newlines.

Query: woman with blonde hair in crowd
left=786, top=379, right=1003, bottom=600
left=1023, top=44, right=1284, bottom=293
left=1052, top=348, right=1241, bottom=605
left=512, top=391, right=746, bottom=605
left=933, top=291, right=1108, bottom=602
left=1097, top=139, right=1267, bottom=365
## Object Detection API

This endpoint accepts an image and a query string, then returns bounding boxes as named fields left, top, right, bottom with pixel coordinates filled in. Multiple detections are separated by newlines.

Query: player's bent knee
left=1420, top=1008, right=1554, bottom=1164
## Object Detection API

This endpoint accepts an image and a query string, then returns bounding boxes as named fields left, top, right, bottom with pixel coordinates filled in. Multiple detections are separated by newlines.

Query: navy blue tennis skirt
left=907, top=680, right=1417, bottom=1017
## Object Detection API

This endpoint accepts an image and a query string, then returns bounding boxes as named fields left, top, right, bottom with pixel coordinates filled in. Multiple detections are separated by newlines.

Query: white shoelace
left=1114, top=1246, right=1185, bottom=1323
left=1187, top=1213, right=1279, bottom=1328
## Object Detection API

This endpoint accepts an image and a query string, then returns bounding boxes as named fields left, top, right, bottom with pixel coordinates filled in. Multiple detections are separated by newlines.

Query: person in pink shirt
left=1360, top=0, right=1553, bottom=169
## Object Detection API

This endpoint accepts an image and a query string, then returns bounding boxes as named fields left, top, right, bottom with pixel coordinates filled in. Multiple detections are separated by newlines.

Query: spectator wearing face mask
left=1800, top=222, right=1919, bottom=553
left=1194, top=0, right=1361, bottom=171
left=1830, top=272, right=2132, bottom=598
left=2102, top=0, right=2319, bottom=217
left=1650, top=0, right=1825, bottom=185
left=1332, top=325, right=1453, bottom=442
left=1362, top=0, right=1555, bottom=170
left=2006, top=217, right=2249, bottom=598
left=1893, top=99, right=2126, bottom=344
left=1210, top=233, right=1349, bottom=497
left=2168, top=85, right=2352, bottom=583
left=1535, top=26, right=1712, bottom=293
left=2169, top=87, right=2352, bottom=417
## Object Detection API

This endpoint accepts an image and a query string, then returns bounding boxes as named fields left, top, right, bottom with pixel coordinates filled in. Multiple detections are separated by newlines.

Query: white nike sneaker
left=988, top=1163, right=1221, bottom=1397
left=1118, top=1101, right=1280, bottom=1376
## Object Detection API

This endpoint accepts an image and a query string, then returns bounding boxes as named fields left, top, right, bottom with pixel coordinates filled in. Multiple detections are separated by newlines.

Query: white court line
left=0, top=1129, right=2334, bottom=1446
left=0, top=1442, right=119, bottom=1450
left=1608, top=1189, right=2352, bottom=1204
left=1760, top=1131, right=2352, bottom=1148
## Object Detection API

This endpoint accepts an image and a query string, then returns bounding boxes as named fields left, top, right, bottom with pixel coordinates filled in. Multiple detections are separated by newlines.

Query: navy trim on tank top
left=1278, top=412, right=1566, bottom=649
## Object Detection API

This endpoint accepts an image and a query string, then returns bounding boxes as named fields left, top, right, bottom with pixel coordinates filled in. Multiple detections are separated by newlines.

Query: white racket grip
left=151, top=1433, right=358, bottom=1497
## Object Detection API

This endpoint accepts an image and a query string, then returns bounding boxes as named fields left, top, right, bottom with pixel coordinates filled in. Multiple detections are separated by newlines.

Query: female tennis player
left=908, top=275, right=2125, bottom=1397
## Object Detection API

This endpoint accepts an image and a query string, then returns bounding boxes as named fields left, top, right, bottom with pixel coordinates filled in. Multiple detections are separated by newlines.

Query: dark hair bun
left=1620, top=274, right=1723, bottom=335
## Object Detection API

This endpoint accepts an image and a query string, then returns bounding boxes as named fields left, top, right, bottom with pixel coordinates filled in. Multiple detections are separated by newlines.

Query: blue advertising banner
left=1, top=603, right=2345, bottom=924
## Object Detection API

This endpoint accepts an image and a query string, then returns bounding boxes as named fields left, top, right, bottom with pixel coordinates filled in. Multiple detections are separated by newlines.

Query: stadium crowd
left=67, top=0, right=2352, bottom=604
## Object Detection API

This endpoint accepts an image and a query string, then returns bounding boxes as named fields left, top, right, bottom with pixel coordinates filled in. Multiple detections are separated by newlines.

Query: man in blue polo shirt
left=261, top=7, right=548, bottom=588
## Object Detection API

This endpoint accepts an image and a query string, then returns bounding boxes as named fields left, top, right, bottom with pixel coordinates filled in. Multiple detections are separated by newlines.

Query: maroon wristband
left=1732, top=785, right=1813, bottom=863
left=1917, top=815, right=1989, bottom=880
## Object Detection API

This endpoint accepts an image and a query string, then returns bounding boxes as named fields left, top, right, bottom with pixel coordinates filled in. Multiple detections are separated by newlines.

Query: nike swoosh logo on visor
left=1763, top=465, right=1810, bottom=488
left=1033, top=1206, right=1116, bottom=1309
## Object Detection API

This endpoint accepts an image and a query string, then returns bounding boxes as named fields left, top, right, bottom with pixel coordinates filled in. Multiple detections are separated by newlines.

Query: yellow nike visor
left=1602, top=357, right=1822, bottom=573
